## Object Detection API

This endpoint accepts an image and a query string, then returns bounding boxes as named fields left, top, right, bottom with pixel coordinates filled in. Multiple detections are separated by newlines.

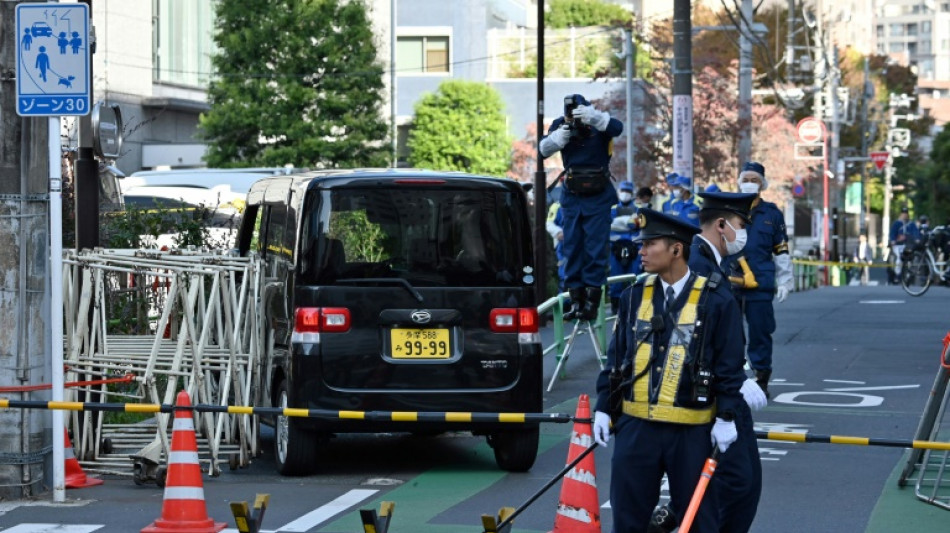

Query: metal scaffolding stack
left=899, top=338, right=950, bottom=511
left=61, top=249, right=265, bottom=479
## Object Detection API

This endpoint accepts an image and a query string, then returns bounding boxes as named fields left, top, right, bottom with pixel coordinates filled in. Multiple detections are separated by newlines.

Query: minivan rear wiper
left=335, top=278, right=424, bottom=302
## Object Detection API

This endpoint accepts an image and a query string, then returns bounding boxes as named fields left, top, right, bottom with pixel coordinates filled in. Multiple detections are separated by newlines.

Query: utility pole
left=533, top=0, right=547, bottom=304
left=672, top=0, right=693, bottom=185
left=737, top=0, right=753, bottom=166
left=75, top=0, right=97, bottom=251
left=622, top=29, right=634, bottom=185
left=391, top=0, right=397, bottom=167
left=859, top=58, right=870, bottom=237
left=0, top=0, right=52, bottom=499
left=830, top=45, right=841, bottom=261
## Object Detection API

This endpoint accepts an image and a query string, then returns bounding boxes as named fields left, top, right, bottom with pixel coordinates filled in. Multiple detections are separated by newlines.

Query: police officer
left=592, top=208, right=746, bottom=533
left=724, top=162, right=793, bottom=398
left=609, top=181, right=641, bottom=314
left=689, top=192, right=767, bottom=533
left=668, top=175, right=700, bottom=227
left=661, top=173, right=680, bottom=214
left=540, top=94, right=624, bottom=320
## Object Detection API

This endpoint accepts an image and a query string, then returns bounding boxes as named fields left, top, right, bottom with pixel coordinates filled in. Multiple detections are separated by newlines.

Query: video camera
left=563, top=94, right=589, bottom=138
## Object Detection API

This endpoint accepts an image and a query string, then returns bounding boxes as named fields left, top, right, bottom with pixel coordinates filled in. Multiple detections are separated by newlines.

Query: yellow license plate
left=390, top=328, right=451, bottom=359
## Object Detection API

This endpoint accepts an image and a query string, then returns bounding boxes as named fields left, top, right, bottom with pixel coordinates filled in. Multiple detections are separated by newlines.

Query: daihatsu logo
left=410, top=310, right=431, bottom=324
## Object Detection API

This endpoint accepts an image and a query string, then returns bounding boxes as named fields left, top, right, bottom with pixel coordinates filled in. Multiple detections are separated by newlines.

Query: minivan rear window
left=301, top=186, right=528, bottom=287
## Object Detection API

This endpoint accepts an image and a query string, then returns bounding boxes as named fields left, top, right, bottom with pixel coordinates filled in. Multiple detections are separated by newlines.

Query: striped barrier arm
left=756, top=430, right=950, bottom=451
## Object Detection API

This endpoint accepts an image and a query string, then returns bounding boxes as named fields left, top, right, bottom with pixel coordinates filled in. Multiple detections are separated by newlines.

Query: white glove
left=573, top=105, right=610, bottom=131
left=539, top=125, right=571, bottom=157
left=775, top=285, right=789, bottom=303
left=740, top=378, right=768, bottom=411
left=710, top=417, right=738, bottom=453
left=774, top=253, right=793, bottom=290
left=593, top=411, right=611, bottom=447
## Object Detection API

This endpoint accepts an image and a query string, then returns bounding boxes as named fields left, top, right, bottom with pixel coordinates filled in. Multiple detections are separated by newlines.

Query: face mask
left=723, top=220, right=748, bottom=255
left=618, top=192, right=633, bottom=203
left=739, top=182, right=760, bottom=194
left=672, top=189, right=682, bottom=199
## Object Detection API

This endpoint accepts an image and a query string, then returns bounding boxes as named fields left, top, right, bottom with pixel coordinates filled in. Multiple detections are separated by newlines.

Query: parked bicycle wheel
left=901, top=251, right=932, bottom=296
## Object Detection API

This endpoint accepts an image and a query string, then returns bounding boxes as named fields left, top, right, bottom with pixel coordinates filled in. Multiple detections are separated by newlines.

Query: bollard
left=229, top=494, right=270, bottom=533
left=481, top=507, right=515, bottom=533
left=360, top=501, right=395, bottom=533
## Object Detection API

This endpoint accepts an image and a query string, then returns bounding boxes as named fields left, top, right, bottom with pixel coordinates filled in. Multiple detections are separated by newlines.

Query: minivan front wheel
left=488, top=426, right=539, bottom=472
left=274, top=380, right=317, bottom=475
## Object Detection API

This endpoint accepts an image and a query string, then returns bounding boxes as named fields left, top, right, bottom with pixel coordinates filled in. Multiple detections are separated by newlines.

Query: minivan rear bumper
left=287, top=341, right=543, bottom=434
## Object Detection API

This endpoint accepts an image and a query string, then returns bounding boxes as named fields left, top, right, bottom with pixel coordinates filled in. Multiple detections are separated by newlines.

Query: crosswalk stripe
left=275, top=488, right=378, bottom=532
left=1, top=525, right=104, bottom=533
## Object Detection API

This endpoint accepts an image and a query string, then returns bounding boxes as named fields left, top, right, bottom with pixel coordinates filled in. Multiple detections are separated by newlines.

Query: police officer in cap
left=540, top=94, right=624, bottom=320
left=609, top=181, right=642, bottom=314
left=592, top=208, right=746, bottom=533
left=725, top=162, right=792, bottom=398
left=668, top=175, right=700, bottom=227
left=661, top=173, right=679, bottom=214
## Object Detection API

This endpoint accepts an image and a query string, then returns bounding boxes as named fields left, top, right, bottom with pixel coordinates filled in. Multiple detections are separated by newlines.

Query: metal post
left=830, top=46, right=841, bottom=261
left=883, top=159, right=893, bottom=250
left=75, top=0, right=96, bottom=251
left=737, top=0, right=753, bottom=166
left=49, top=116, right=65, bottom=503
left=672, top=0, right=693, bottom=182
left=859, top=57, right=869, bottom=236
left=623, top=29, right=634, bottom=185
left=391, top=0, right=397, bottom=167
left=533, top=0, right=547, bottom=304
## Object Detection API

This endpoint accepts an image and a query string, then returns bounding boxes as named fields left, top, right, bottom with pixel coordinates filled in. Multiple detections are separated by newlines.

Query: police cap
left=619, top=180, right=634, bottom=192
left=633, top=208, right=701, bottom=244
left=697, top=191, right=757, bottom=223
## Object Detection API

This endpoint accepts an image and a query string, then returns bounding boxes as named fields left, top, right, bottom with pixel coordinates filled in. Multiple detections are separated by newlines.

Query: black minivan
left=237, top=169, right=542, bottom=475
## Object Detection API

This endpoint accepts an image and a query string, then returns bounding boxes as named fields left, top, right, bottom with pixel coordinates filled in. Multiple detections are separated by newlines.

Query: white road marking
left=858, top=300, right=905, bottom=304
left=0, top=501, right=91, bottom=518
left=774, top=391, right=884, bottom=407
left=275, top=488, right=378, bottom=532
left=823, top=379, right=865, bottom=384
left=823, top=384, right=920, bottom=392
left=1, top=526, right=103, bottom=533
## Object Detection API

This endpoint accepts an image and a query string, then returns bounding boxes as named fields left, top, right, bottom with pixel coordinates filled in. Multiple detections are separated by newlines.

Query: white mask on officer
left=739, top=182, right=760, bottom=195
left=723, top=220, right=748, bottom=255
left=618, top=192, right=633, bottom=203
left=672, top=189, right=682, bottom=199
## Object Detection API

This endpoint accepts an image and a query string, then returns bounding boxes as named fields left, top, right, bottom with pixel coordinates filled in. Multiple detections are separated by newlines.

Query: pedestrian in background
left=539, top=93, right=623, bottom=321
left=667, top=175, right=700, bottom=226
left=725, top=162, right=793, bottom=398
left=853, top=234, right=873, bottom=286
left=592, top=209, right=745, bottom=533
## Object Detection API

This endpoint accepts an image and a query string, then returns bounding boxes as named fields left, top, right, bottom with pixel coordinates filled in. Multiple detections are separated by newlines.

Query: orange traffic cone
left=64, top=428, right=103, bottom=489
left=549, top=394, right=601, bottom=532
left=142, top=390, right=226, bottom=533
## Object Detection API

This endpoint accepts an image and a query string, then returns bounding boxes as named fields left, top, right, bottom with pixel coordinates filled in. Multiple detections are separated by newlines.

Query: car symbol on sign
left=31, top=22, right=53, bottom=38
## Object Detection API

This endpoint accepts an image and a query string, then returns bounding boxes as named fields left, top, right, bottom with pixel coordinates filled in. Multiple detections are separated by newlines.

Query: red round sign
left=797, top=117, right=824, bottom=144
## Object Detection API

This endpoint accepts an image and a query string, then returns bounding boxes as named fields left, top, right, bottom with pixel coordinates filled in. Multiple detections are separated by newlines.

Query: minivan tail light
left=489, top=308, right=539, bottom=336
left=294, top=307, right=351, bottom=335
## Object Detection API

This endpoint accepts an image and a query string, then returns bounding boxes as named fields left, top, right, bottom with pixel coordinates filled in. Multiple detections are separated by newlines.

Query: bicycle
left=900, top=225, right=950, bottom=296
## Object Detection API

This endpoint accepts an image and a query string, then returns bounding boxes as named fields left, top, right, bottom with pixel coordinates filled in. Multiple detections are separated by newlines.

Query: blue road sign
left=15, top=3, right=90, bottom=117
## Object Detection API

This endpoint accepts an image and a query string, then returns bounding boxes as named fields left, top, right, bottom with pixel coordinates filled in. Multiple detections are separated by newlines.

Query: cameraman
left=540, top=94, right=624, bottom=320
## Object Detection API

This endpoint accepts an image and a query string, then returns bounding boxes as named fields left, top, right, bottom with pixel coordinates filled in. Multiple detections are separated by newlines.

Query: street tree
left=408, top=80, right=511, bottom=177
left=545, top=0, right=631, bottom=28
left=199, top=0, right=389, bottom=168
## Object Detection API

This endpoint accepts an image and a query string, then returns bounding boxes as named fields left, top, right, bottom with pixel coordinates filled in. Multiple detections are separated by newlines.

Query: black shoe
left=580, top=287, right=602, bottom=321
left=563, top=288, right=586, bottom=321
left=754, top=369, right=772, bottom=399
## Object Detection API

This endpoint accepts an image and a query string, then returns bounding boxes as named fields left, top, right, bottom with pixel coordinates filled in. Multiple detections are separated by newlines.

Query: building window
left=920, top=39, right=932, bottom=52
left=890, top=23, right=903, bottom=37
left=923, top=21, right=932, bottom=34
left=397, top=36, right=450, bottom=74
left=908, top=41, right=918, bottom=57
left=876, top=25, right=884, bottom=39
left=889, top=42, right=904, bottom=53
left=877, top=43, right=885, bottom=54
left=152, top=0, right=216, bottom=87
left=907, top=23, right=918, bottom=37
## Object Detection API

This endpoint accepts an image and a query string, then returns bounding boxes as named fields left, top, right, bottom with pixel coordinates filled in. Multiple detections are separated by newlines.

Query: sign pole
left=49, top=117, right=65, bottom=503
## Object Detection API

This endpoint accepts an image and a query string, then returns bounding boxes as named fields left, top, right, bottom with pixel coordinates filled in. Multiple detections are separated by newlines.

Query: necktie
left=665, top=286, right=676, bottom=313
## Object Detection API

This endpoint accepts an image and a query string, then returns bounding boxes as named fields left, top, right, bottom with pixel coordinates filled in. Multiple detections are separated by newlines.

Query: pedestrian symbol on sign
left=15, top=3, right=90, bottom=117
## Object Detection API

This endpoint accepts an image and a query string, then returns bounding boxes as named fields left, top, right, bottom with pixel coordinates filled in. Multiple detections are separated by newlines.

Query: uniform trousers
left=610, top=416, right=718, bottom=533
left=738, top=296, right=775, bottom=373
left=714, top=402, right=761, bottom=533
